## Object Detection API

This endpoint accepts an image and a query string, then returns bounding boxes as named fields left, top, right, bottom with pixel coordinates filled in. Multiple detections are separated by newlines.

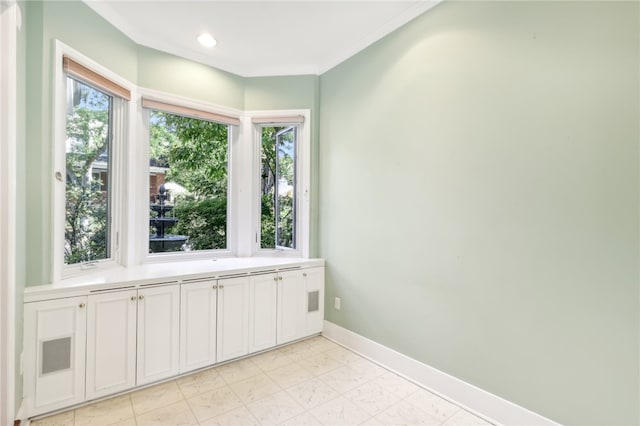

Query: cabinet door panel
left=304, top=267, right=325, bottom=335
left=86, top=290, right=137, bottom=399
left=137, top=285, right=180, bottom=385
left=24, top=296, right=87, bottom=415
left=277, top=271, right=306, bottom=345
left=248, top=274, right=277, bottom=353
left=217, top=277, right=249, bottom=362
left=180, top=281, right=217, bottom=373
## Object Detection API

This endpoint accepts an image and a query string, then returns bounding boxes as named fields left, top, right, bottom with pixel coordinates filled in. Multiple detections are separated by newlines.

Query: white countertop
left=24, top=257, right=324, bottom=302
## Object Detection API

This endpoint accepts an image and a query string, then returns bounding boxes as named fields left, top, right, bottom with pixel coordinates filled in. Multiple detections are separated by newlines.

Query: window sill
left=24, top=257, right=324, bottom=303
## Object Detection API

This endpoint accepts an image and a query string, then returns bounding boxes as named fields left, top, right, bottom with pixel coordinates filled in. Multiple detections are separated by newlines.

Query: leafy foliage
left=150, top=112, right=228, bottom=198
left=260, top=126, right=295, bottom=249
left=172, top=198, right=227, bottom=250
left=64, top=78, right=111, bottom=264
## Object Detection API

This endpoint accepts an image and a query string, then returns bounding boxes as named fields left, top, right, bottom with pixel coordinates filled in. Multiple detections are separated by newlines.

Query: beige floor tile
left=186, top=385, right=243, bottom=422
left=325, top=346, right=364, bottom=364
left=199, top=406, right=260, bottom=426
left=134, top=400, right=197, bottom=426
left=344, top=381, right=402, bottom=417
left=278, top=342, right=318, bottom=362
left=442, top=409, right=493, bottom=426
left=285, top=377, right=340, bottom=410
left=370, top=372, right=420, bottom=398
left=304, top=336, right=341, bottom=353
left=405, top=388, right=460, bottom=422
left=251, top=349, right=295, bottom=372
left=246, top=390, right=305, bottom=425
left=374, top=400, right=440, bottom=426
left=347, top=358, right=387, bottom=379
left=298, top=352, right=345, bottom=376
left=130, top=381, right=184, bottom=415
left=107, top=418, right=137, bottom=426
left=229, top=372, right=282, bottom=403
left=267, top=363, right=314, bottom=388
left=75, top=394, right=134, bottom=426
left=278, top=411, right=322, bottom=426
left=359, top=417, right=385, bottom=425
left=308, top=396, right=371, bottom=426
left=318, top=365, right=372, bottom=394
left=31, top=410, right=75, bottom=426
left=216, top=358, right=261, bottom=384
left=176, top=368, right=227, bottom=399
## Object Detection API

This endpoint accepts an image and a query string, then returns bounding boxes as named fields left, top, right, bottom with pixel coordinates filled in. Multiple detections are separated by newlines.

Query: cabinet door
left=86, top=290, right=137, bottom=399
left=180, top=280, right=217, bottom=373
left=137, top=285, right=180, bottom=385
left=23, top=296, right=87, bottom=415
left=276, top=270, right=306, bottom=345
left=217, top=276, right=249, bottom=362
left=304, top=267, right=325, bottom=335
left=248, top=274, right=277, bottom=353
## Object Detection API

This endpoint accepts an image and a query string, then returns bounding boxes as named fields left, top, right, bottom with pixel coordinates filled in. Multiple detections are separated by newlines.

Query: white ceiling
left=83, top=1, right=440, bottom=77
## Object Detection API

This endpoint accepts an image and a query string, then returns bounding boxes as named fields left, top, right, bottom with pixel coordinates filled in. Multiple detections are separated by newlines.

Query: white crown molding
left=322, top=320, right=560, bottom=426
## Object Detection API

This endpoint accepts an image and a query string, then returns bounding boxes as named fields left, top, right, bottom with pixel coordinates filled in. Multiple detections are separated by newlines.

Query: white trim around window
left=0, top=1, right=18, bottom=424
left=138, top=87, right=243, bottom=264
left=246, top=109, right=311, bottom=259
left=52, top=41, right=137, bottom=281
left=51, top=43, right=313, bottom=282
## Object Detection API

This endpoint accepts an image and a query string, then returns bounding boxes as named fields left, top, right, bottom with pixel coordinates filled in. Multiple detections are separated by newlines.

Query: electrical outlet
left=334, top=297, right=341, bottom=310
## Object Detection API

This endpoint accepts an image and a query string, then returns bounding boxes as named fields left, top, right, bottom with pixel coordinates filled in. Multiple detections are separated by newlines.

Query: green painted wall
left=137, top=46, right=245, bottom=110
left=319, top=2, right=639, bottom=425
left=24, top=0, right=138, bottom=287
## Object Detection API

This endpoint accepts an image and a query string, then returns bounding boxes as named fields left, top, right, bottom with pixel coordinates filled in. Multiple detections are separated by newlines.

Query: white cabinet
left=216, top=276, right=250, bottom=362
left=136, top=285, right=180, bottom=385
left=23, top=296, right=87, bottom=415
left=277, top=267, right=325, bottom=344
left=23, top=262, right=324, bottom=417
left=86, top=290, right=137, bottom=400
left=304, top=267, right=325, bottom=335
left=180, top=279, right=217, bottom=373
left=276, top=270, right=307, bottom=345
left=248, top=274, right=277, bottom=353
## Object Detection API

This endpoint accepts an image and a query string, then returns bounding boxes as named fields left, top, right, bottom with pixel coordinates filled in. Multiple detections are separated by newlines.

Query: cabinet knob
left=303, top=273, right=307, bottom=277
left=219, top=284, right=224, bottom=289
left=138, top=295, right=144, bottom=300
left=213, top=285, right=218, bottom=290
left=273, top=277, right=278, bottom=282
left=131, top=296, right=136, bottom=301
left=79, top=303, right=85, bottom=308
left=279, top=276, right=283, bottom=280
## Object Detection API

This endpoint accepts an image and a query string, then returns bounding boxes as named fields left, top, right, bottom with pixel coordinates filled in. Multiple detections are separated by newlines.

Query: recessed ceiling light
left=197, top=33, right=217, bottom=48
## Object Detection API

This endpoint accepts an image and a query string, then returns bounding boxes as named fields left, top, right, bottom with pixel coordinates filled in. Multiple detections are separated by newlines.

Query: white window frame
left=138, top=88, right=242, bottom=263
left=52, top=45, right=313, bottom=279
left=52, top=41, right=135, bottom=281
left=0, top=1, right=18, bottom=424
left=247, top=110, right=311, bottom=259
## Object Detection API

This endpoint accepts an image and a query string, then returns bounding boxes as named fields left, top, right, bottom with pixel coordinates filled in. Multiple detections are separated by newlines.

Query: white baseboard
left=322, top=320, right=559, bottom=426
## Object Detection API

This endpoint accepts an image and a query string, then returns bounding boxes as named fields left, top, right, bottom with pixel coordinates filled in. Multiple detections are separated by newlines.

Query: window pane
left=65, top=77, right=112, bottom=264
left=148, top=111, right=228, bottom=253
left=260, top=126, right=296, bottom=249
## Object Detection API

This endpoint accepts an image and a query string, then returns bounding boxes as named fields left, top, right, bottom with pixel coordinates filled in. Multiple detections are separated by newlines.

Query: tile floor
left=30, top=336, right=492, bottom=426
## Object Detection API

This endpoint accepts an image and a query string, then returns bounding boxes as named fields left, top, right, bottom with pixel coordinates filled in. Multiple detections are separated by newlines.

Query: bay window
left=54, top=43, right=311, bottom=282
